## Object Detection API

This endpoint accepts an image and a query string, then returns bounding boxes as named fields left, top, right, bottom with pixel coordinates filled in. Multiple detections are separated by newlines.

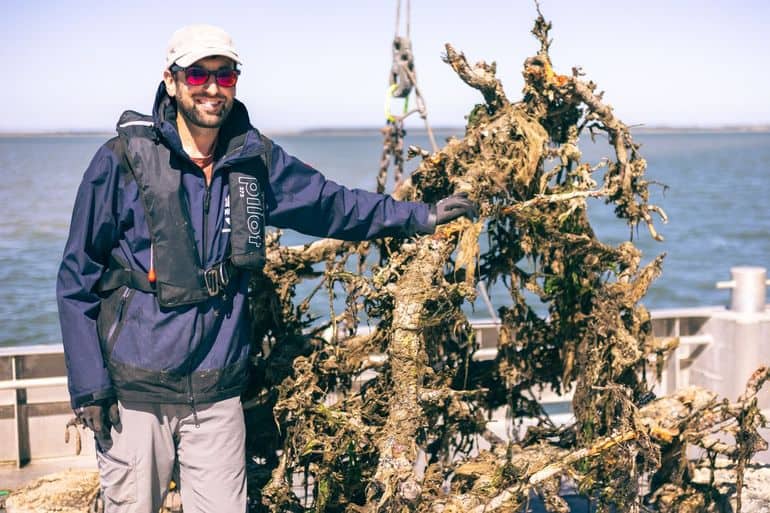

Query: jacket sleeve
left=264, top=144, right=436, bottom=240
left=56, top=144, right=122, bottom=408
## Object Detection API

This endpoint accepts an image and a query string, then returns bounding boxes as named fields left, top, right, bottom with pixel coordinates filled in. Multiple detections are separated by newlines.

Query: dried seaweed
left=239, top=10, right=768, bottom=513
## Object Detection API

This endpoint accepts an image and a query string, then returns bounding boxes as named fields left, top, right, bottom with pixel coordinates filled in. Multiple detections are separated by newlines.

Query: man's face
left=163, top=56, right=237, bottom=129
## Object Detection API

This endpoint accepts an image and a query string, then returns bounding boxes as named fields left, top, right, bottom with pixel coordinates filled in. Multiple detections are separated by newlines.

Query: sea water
left=0, top=130, right=768, bottom=347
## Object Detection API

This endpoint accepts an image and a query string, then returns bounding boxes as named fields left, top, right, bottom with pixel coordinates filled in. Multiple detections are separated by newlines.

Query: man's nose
left=203, top=77, right=220, bottom=93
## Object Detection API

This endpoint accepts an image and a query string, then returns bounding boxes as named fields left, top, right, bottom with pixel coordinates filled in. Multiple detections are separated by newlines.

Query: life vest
left=98, top=110, right=271, bottom=308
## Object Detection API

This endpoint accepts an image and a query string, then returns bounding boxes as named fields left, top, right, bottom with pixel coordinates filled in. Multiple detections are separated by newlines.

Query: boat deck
left=0, top=454, right=95, bottom=492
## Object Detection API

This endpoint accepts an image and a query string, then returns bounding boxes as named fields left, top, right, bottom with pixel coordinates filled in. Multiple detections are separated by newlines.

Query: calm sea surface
left=0, top=131, right=768, bottom=347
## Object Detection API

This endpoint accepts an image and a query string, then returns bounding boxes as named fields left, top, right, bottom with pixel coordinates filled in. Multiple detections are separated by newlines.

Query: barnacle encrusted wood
left=241, top=11, right=768, bottom=513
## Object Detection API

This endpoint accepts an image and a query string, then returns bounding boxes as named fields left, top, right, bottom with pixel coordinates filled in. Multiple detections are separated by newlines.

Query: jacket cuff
left=416, top=203, right=437, bottom=235
left=71, top=388, right=116, bottom=409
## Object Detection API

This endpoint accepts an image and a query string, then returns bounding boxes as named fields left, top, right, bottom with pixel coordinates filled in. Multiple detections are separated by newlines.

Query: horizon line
left=2, top=123, right=770, bottom=138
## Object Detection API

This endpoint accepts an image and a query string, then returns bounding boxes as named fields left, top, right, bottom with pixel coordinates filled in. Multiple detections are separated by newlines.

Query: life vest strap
left=97, top=261, right=236, bottom=298
left=97, top=268, right=155, bottom=294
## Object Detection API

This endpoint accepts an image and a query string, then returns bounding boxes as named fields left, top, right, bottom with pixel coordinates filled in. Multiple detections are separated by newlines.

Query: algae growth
left=241, top=10, right=768, bottom=513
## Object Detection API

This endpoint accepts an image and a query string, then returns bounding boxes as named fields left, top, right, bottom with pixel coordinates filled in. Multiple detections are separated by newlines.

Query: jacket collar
left=151, top=81, right=267, bottom=164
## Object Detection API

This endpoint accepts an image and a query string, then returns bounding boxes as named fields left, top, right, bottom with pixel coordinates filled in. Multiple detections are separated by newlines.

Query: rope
left=379, top=0, right=438, bottom=193
left=394, top=0, right=411, bottom=39
left=394, top=0, right=401, bottom=38
left=406, top=0, right=411, bottom=38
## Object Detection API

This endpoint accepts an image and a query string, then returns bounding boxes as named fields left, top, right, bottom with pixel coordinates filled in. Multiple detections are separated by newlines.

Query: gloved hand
left=76, top=398, right=121, bottom=440
left=432, top=193, right=479, bottom=225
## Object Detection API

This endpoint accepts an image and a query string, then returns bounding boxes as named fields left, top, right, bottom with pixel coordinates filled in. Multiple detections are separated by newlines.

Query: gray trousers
left=95, top=397, right=246, bottom=513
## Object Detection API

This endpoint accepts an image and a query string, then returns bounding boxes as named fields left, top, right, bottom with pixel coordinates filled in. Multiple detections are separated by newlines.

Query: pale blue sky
left=3, top=0, right=769, bottom=132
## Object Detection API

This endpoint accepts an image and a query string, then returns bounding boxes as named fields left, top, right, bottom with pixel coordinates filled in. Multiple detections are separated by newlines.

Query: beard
left=175, top=91, right=233, bottom=129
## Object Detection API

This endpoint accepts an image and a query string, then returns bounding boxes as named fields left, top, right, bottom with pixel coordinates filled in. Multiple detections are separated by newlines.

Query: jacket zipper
left=186, top=152, right=239, bottom=427
left=106, top=288, right=132, bottom=344
left=188, top=165, right=213, bottom=429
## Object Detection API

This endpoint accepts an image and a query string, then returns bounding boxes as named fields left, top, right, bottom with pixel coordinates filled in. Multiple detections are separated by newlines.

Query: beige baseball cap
left=165, top=24, right=242, bottom=69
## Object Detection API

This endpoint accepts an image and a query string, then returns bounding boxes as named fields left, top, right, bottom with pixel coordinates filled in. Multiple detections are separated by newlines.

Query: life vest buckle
left=204, top=267, right=221, bottom=296
left=203, top=262, right=231, bottom=297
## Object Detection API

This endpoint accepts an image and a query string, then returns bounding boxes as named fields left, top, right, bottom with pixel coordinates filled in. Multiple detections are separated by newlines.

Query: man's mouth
left=194, top=97, right=225, bottom=112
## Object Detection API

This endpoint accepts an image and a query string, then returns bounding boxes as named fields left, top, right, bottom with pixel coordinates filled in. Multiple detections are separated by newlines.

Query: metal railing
left=0, top=344, right=76, bottom=468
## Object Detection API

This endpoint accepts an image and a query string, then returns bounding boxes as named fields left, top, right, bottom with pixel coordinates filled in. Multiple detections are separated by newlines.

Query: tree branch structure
left=198, top=10, right=769, bottom=513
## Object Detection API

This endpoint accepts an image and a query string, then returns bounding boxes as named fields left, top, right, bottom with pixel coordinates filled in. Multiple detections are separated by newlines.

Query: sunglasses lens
left=216, top=70, right=238, bottom=87
left=185, top=67, right=209, bottom=86
left=177, top=66, right=238, bottom=87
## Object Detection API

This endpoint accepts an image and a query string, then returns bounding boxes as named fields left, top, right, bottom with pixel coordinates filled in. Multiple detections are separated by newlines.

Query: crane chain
left=377, top=120, right=406, bottom=194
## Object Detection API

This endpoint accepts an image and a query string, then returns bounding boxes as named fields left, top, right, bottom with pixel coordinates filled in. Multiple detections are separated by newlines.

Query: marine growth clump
left=242, top=12, right=769, bottom=513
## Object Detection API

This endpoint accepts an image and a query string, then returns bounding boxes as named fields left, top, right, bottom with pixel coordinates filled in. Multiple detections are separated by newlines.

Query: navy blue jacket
left=57, top=83, right=435, bottom=408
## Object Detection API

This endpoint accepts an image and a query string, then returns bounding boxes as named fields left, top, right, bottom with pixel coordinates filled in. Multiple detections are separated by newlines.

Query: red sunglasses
left=170, top=65, right=241, bottom=87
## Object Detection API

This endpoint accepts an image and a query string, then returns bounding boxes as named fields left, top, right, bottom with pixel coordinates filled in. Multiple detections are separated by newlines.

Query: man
left=57, top=25, right=475, bottom=513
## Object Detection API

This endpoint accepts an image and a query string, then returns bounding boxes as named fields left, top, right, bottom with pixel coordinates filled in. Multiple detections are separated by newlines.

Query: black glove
left=432, top=193, right=479, bottom=225
left=77, top=398, right=121, bottom=440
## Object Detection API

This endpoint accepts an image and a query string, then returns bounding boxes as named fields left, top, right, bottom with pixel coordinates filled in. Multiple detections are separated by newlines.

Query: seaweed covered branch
left=240, top=9, right=768, bottom=513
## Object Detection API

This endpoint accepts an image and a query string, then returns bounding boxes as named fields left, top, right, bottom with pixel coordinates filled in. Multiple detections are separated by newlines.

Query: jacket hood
left=150, top=81, right=267, bottom=162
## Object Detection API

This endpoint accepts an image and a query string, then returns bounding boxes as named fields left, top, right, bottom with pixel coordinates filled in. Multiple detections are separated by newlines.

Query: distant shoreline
left=1, top=125, right=769, bottom=138
left=0, top=131, right=115, bottom=138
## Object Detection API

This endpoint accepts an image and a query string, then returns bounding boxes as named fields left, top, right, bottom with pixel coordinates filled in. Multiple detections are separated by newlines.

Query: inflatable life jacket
left=98, top=111, right=272, bottom=308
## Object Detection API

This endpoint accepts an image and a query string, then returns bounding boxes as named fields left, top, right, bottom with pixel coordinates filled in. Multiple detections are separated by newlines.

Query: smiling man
left=56, top=24, right=476, bottom=513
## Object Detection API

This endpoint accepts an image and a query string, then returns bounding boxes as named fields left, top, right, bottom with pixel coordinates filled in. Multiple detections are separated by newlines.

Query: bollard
left=716, top=266, right=770, bottom=313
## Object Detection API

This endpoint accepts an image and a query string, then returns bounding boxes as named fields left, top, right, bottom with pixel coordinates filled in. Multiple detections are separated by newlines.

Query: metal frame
left=0, top=344, right=69, bottom=468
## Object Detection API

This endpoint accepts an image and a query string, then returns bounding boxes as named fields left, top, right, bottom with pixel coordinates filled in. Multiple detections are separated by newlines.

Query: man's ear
left=163, top=69, right=177, bottom=97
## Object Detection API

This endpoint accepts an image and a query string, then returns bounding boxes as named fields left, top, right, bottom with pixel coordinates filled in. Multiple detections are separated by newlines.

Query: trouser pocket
left=96, top=443, right=137, bottom=505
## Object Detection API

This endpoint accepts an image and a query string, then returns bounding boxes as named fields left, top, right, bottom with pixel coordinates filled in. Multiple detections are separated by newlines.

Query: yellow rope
left=384, top=83, right=410, bottom=123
